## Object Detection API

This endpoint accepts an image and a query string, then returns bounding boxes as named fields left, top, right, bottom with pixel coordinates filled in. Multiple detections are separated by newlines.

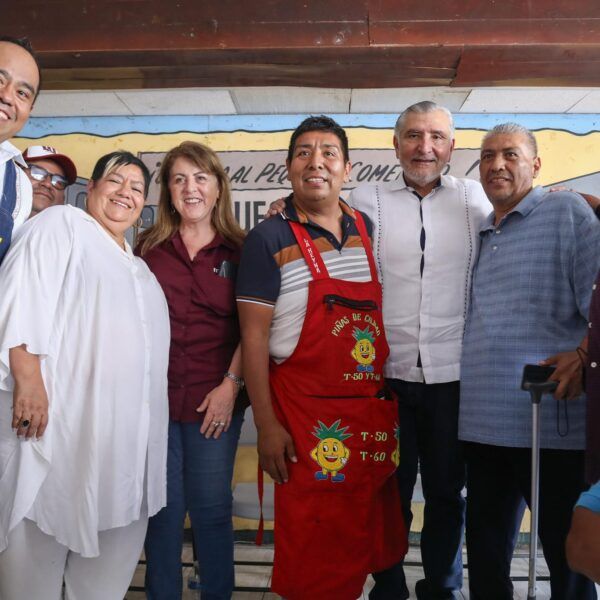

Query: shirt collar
left=80, top=208, right=134, bottom=257
left=172, top=230, right=236, bottom=252
left=386, top=172, right=445, bottom=194
left=208, top=231, right=236, bottom=250
left=281, top=193, right=356, bottom=224
left=0, top=140, right=27, bottom=168
left=479, top=185, right=545, bottom=233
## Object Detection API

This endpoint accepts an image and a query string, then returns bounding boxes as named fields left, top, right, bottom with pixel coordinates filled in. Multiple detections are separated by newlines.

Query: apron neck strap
left=353, top=210, right=378, bottom=282
left=288, top=210, right=378, bottom=282
left=288, top=220, right=329, bottom=280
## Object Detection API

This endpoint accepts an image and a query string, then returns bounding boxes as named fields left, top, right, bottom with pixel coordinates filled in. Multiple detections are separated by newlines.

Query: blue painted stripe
left=18, top=113, right=600, bottom=138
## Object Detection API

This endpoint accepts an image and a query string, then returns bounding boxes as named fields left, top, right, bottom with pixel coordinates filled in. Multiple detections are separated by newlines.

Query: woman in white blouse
left=0, top=151, right=170, bottom=600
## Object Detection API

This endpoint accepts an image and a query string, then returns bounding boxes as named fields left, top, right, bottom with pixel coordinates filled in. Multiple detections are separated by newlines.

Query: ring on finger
left=20, top=419, right=31, bottom=428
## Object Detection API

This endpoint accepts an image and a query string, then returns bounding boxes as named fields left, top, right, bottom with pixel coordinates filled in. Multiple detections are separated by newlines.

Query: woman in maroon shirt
left=137, top=141, right=246, bottom=599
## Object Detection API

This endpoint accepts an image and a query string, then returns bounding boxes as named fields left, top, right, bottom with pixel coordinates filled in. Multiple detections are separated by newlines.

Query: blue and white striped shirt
left=459, top=186, right=600, bottom=449
left=236, top=195, right=373, bottom=363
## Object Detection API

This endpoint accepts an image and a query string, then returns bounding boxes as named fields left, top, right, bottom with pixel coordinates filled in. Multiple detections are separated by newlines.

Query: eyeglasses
left=26, top=164, right=69, bottom=190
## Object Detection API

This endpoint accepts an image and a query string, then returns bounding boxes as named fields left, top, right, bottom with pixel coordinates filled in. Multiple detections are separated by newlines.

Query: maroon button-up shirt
left=139, top=232, right=242, bottom=422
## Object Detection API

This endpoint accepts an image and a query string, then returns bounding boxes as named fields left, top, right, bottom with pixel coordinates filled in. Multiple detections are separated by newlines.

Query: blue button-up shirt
left=459, top=186, right=600, bottom=449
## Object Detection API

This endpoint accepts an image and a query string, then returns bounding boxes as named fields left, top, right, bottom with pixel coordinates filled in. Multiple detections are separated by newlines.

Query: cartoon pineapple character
left=351, top=326, right=376, bottom=372
left=310, top=419, right=352, bottom=482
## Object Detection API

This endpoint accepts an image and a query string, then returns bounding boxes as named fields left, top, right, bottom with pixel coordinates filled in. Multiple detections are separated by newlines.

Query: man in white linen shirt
left=353, top=101, right=491, bottom=600
left=0, top=36, right=38, bottom=259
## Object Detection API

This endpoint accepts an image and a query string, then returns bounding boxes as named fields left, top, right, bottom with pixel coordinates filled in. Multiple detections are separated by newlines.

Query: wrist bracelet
left=224, top=371, right=244, bottom=389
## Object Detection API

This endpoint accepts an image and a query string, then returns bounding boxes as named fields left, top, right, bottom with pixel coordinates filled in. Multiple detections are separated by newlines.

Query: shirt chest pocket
left=191, top=272, right=236, bottom=317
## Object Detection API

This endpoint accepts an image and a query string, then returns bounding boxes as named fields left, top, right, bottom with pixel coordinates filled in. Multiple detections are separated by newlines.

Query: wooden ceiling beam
left=371, top=20, right=600, bottom=46
left=39, top=47, right=460, bottom=70
left=369, top=0, right=599, bottom=20
left=43, top=63, right=455, bottom=90
left=455, top=45, right=600, bottom=86
left=4, top=1, right=600, bottom=89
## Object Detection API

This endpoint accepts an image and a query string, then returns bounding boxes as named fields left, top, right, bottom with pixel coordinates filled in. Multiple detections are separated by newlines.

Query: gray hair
left=482, top=123, right=538, bottom=156
left=394, top=101, right=455, bottom=138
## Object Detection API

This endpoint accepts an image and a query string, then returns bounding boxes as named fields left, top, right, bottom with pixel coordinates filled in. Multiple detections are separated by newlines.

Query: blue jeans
left=145, top=413, right=243, bottom=600
left=371, top=380, right=465, bottom=599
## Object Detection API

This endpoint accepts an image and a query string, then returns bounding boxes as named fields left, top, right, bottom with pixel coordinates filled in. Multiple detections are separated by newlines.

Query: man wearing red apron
left=237, top=116, right=407, bottom=599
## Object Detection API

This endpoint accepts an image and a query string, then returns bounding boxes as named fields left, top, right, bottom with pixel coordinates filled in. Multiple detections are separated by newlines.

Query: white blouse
left=0, top=205, right=170, bottom=557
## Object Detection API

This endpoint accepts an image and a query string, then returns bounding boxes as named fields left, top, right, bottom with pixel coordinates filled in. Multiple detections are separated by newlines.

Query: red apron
left=269, top=212, right=407, bottom=600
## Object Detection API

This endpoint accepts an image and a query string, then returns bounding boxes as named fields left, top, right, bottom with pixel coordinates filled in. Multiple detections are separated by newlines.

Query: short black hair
left=91, top=151, right=151, bottom=196
left=287, top=115, right=350, bottom=163
left=0, top=35, right=42, bottom=101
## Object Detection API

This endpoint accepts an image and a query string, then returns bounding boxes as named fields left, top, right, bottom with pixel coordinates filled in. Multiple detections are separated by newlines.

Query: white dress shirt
left=0, top=206, right=170, bottom=557
left=0, top=140, right=32, bottom=229
left=349, top=174, right=491, bottom=383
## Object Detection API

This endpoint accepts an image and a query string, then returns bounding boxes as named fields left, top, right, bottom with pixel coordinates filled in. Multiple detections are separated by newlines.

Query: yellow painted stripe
left=14, top=128, right=600, bottom=187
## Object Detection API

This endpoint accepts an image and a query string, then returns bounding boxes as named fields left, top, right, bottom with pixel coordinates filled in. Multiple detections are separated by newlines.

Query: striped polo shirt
left=236, top=195, right=374, bottom=362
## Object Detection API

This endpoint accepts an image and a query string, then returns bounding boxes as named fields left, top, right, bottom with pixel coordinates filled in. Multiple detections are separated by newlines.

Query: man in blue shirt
left=459, top=123, right=600, bottom=599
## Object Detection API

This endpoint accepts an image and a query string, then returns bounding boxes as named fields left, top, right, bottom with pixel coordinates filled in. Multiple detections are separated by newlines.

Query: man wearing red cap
left=22, top=145, right=77, bottom=217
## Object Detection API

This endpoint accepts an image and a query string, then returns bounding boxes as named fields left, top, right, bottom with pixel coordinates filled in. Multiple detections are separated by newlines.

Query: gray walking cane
left=521, top=364, right=558, bottom=600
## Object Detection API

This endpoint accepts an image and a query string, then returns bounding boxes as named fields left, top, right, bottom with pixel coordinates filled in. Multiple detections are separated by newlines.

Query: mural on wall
left=14, top=114, right=600, bottom=232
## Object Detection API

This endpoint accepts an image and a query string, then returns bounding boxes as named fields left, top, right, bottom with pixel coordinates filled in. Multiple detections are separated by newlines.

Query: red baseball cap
left=22, top=145, right=77, bottom=185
